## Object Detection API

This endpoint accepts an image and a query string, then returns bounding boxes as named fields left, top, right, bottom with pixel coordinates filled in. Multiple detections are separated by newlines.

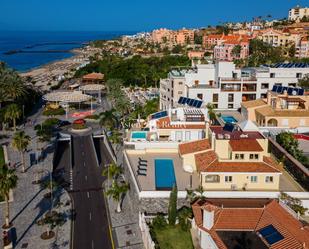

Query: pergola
left=82, top=72, right=104, bottom=84
left=79, top=84, right=105, bottom=102
left=43, top=91, right=92, bottom=104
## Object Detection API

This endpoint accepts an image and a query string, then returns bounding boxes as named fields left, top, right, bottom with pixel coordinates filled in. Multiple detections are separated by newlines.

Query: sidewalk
left=0, top=118, right=71, bottom=248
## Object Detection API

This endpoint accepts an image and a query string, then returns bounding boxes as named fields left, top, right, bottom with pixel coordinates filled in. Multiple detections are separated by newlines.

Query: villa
left=241, top=88, right=309, bottom=128
left=160, top=61, right=309, bottom=111
left=192, top=198, right=309, bottom=249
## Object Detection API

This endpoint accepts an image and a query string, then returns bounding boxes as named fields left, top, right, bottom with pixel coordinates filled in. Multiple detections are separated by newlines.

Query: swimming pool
left=221, top=115, right=237, bottom=124
left=155, top=159, right=176, bottom=190
left=131, top=131, right=147, bottom=141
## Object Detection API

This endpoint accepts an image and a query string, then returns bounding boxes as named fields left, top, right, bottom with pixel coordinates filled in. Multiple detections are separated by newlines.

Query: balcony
left=221, top=83, right=241, bottom=92
left=242, top=84, right=257, bottom=92
left=221, top=77, right=257, bottom=82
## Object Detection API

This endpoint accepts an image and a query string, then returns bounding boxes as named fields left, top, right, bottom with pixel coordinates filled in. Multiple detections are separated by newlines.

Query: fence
left=268, top=137, right=309, bottom=191
left=139, top=213, right=156, bottom=249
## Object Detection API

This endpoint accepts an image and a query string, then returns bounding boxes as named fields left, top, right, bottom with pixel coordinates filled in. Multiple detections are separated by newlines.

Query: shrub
left=43, top=108, right=65, bottom=116
left=84, top=114, right=99, bottom=120
left=152, top=214, right=167, bottom=230
left=178, top=207, right=193, bottom=231
left=72, top=123, right=86, bottom=130
left=43, top=118, right=59, bottom=127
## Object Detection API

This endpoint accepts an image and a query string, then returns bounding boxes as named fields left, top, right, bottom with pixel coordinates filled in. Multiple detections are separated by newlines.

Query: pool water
left=131, top=131, right=147, bottom=140
left=222, top=115, right=237, bottom=124
left=155, top=159, right=176, bottom=190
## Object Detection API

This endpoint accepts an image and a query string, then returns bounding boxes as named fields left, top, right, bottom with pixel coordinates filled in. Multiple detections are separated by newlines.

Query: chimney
left=203, top=208, right=214, bottom=230
left=267, top=91, right=272, bottom=105
left=205, top=121, right=210, bottom=139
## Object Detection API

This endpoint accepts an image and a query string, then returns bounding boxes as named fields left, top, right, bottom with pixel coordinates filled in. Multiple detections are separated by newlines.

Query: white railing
left=139, top=213, right=156, bottom=249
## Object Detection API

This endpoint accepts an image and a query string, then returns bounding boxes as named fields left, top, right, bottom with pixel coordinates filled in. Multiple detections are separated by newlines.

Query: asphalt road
left=70, top=134, right=113, bottom=249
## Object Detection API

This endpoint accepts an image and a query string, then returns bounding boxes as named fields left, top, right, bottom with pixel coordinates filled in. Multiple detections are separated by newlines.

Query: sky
left=0, top=0, right=308, bottom=32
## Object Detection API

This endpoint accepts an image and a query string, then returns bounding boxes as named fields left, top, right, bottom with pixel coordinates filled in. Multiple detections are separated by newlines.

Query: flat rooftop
left=125, top=150, right=199, bottom=191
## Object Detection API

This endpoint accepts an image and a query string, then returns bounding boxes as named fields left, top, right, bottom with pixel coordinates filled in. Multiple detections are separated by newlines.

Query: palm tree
left=99, top=109, right=117, bottom=130
left=106, top=181, right=129, bottom=213
left=2, top=74, right=27, bottom=101
left=12, top=131, right=30, bottom=173
left=0, top=164, right=18, bottom=228
left=102, top=162, right=122, bottom=185
left=4, top=103, right=21, bottom=131
left=109, top=130, right=122, bottom=145
left=206, top=103, right=217, bottom=124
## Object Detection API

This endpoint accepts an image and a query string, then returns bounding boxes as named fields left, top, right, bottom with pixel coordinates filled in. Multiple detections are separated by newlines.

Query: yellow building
left=257, top=28, right=300, bottom=47
left=179, top=124, right=282, bottom=191
left=241, top=90, right=309, bottom=128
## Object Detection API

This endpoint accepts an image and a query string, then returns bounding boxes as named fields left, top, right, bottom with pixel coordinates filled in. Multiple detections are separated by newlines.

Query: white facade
left=289, top=6, right=309, bottom=21
left=160, top=62, right=309, bottom=110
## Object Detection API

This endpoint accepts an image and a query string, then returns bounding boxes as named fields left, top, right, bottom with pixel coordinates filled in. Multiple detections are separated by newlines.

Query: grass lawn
left=0, top=146, right=5, bottom=167
left=153, top=225, right=194, bottom=249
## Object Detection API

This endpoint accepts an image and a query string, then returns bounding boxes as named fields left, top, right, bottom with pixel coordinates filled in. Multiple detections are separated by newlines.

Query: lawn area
left=153, top=225, right=194, bottom=249
left=0, top=145, right=5, bottom=167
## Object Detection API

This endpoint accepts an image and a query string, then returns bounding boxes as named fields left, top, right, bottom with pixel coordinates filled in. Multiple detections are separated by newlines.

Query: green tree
left=298, top=74, right=309, bottom=89
left=4, top=104, right=21, bottom=131
left=168, top=185, right=178, bottom=226
left=194, top=34, right=203, bottom=45
left=102, top=162, right=122, bottom=184
left=178, top=207, right=192, bottom=231
left=0, top=164, right=18, bottom=227
left=106, top=181, right=129, bottom=213
left=12, top=131, right=30, bottom=173
left=231, top=45, right=242, bottom=58
left=206, top=103, right=217, bottom=124
left=99, top=109, right=117, bottom=130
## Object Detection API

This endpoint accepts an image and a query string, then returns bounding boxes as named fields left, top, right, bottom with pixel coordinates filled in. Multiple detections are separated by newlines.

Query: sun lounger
left=139, top=157, right=148, bottom=163
left=138, top=165, right=147, bottom=171
left=139, top=161, right=147, bottom=167
left=137, top=169, right=147, bottom=176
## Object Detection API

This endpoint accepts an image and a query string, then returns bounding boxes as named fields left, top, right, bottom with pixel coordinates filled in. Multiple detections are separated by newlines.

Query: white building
left=288, top=5, right=309, bottom=21
left=160, top=61, right=309, bottom=110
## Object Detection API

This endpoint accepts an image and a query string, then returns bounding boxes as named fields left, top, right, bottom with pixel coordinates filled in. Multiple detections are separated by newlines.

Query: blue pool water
left=222, top=116, right=237, bottom=124
left=131, top=131, right=147, bottom=140
left=155, top=159, right=176, bottom=190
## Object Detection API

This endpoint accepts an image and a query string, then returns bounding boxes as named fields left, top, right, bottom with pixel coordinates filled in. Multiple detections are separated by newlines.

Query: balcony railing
left=220, top=77, right=257, bottom=82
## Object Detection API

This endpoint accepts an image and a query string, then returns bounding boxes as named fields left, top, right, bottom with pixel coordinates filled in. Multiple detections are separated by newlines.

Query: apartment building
left=258, top=28, right=300, bottom=47
left=288, top=5, right=309, bottom=21
left=192, top=198, right=309, bottom=249
left=151, top=28, right=194, bottom=45
left=160, top=62, right=309, bottom=110
left=179, top=121, right=282, bottom=191
left=241, top=88, right=309, bottom=128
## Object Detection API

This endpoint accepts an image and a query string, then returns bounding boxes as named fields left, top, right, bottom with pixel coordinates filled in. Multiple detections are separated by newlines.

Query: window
left=228, top=104, right=234, bottom=109
left=261, top=93, right=267, bottom=99
left=185, top=131, right=191, bottom=141
left=296, top=73, right=302, bottom=78
left=265, top=176, right=273, bottom=183
left=250, top=176, right=258, bottom=183
left=194, top=80, right=199, bottom=86
left=250, top=154, right=259, bottom=160
left=197, top=93, right=203, bottom=100
left=225, top=176, right=232, bottom=183
left=261, top=83, right=269, bottom=89
left=270, top=73, right=275, bottom=78
left=228, top=93, right=234, bottom=102
left=235, top=154, right=244, bottom=160
left=213, top=94, right=219, bottom=102
left=205, top=175, right=220, bottom=183
left=178, top=91, right=183, bottom=94
left=178, top=81, right=183, bottom=85
left=274, top=83, right=282, bottom=86
left=288, top=83, right=296, bottom=87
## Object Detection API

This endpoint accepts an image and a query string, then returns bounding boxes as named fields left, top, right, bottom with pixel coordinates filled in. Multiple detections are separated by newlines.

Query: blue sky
left=0, top=0, right=308, bottom=31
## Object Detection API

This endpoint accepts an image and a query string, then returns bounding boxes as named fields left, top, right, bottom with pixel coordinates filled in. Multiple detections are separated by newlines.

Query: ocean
left=0, top=31, right=132, bottom=72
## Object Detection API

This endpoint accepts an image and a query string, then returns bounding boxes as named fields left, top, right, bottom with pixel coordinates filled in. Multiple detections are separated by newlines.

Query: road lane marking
left=84, top=162, right=86, bottom=167
left=87, top=192, right=90, bottom=198
left=82, top=151, right=85, bottom=156
left=91, top=240, right=94, bottom=249
left=89, top=212, right=92, bottom=221
left=85, top=175, right=88, bottom=181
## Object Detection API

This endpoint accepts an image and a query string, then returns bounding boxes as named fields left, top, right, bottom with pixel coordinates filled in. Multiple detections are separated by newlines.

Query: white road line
left=91, top=240, right=94, bottom=249
left=82, top=151, right=85, bottom=156
left=84, top=162, right=86, bottom=167
left=89, top=212, right=92, bottom=221
left=87, top=192, right=90, bottom=198
left=85, top=175, right=88, bottom=181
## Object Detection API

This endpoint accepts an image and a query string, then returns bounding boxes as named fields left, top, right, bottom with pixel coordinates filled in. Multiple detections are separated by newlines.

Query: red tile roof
left=82, top=72, right=104, bottom=80
left=192, top=199, right=309, bottom=249
left=229, top=139, right=264, bottom=152
left=156, top=117, right=205, bottom=130
left=179, top=139, right=211, bottom=155
left=195, top=153, right=281, bottom=173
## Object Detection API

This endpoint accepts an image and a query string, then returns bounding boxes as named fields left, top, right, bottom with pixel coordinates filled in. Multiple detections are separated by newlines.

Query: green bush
left=85, top=114, right=99, bottom=120
left=152, top=214, right=167, bottom=230
left=43, top=118, right=59, bottom=127
left=72, top=123, right=86, bottom=130
left=43, top=108, right=65, bottom=116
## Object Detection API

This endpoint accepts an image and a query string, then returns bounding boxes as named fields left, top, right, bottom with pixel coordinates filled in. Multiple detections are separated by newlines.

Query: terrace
left=124, top=150, right=199, bottom=191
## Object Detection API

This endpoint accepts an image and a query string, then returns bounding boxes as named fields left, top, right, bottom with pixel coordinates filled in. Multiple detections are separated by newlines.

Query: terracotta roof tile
left=179, top=139, right=211, bottom=155
left=82, top=72, right=104, bottom=80
left=195, top=150, right=218, bottom=171
left=229, top=139, right=264, bottom=152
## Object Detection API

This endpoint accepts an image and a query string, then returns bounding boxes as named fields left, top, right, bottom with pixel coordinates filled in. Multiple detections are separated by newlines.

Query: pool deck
left=125, top=150, right=199, bottom=191
left=215, top=110, right=245, bottom=125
